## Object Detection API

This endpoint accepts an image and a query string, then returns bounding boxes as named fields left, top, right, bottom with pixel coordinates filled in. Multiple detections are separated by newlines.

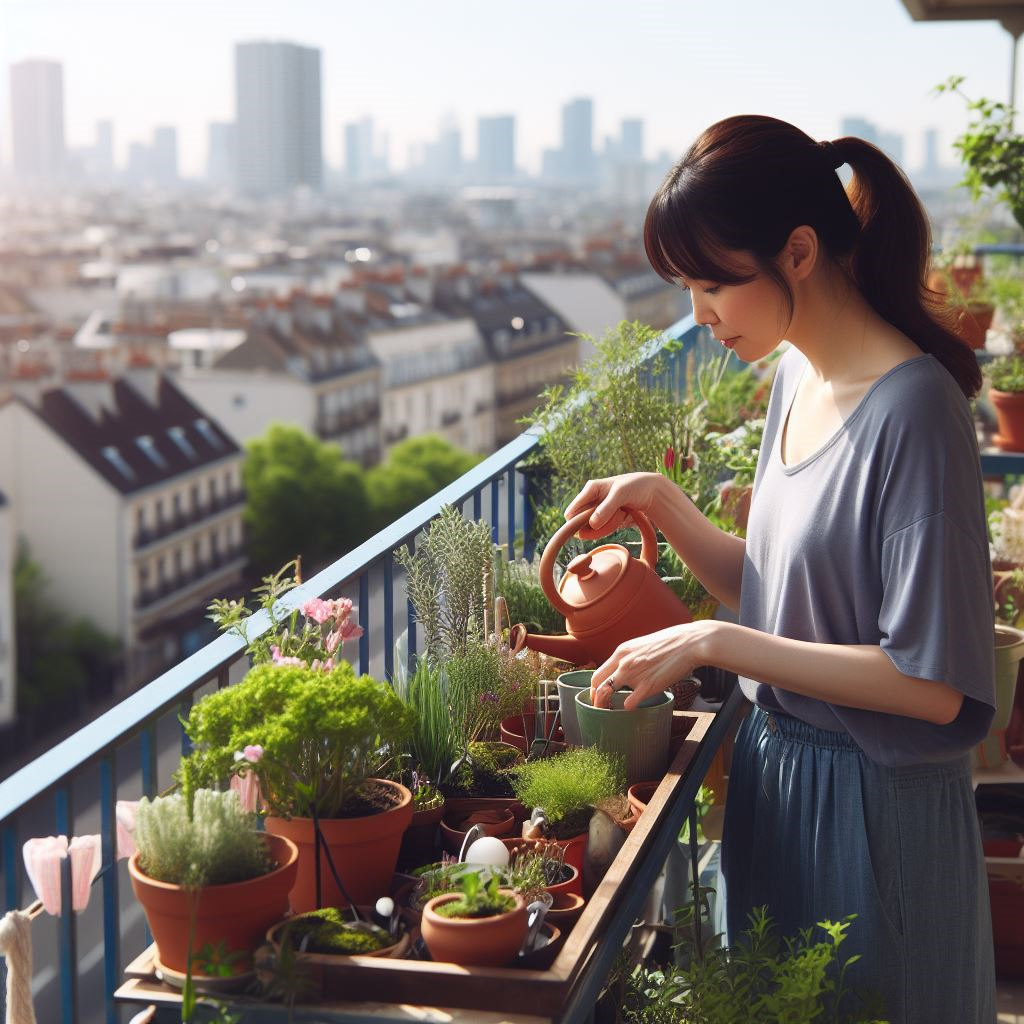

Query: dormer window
left=135, top=435, right=168, bottom=469
left=194, top=418, right=225, bottom=451
left=167, top=426, right=197, bottom=461
left=101, top=446, right=135, bottom=480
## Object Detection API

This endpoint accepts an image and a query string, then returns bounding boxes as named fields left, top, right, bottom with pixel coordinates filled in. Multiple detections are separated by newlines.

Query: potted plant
left=421, top=870, right=528, bottom=967
left=509, top=746, right=626, bottom=871
left=128, top=788, right=299, bottom=978
left=266, top=906, right=409, bottom=960
left=989, top=355, right=1024, bottom=451
left=182, top=660, right=415, bottom=914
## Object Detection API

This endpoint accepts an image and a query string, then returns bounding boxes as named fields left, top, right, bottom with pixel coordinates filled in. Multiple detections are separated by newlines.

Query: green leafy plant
left=207, top=559, right=363, bottom=669
left=509, top=746, right=626, bottom=838
left=279, top=907, right=391, bottom=955
left=496, top=556, right=566, bottom=636
left=399, top=659, right=461, bottom=789
left=990, top=355, right=1024, bottom=393
left=448, top=739, right=525, bottom=797
left=181, top=661, right=415, bottom=819
left=191, top=941, right=247, bottom=979
left=134, top=789, right=271, bottom=889
left=395, top=505, right=498, bottom=666
left=505, top=844, right=571, bottom=903
left=936, top=76, right=1024, bottom=232
left=433, top=870, right=517, bottom=920
left=614, top=905, right=888, bottom=1024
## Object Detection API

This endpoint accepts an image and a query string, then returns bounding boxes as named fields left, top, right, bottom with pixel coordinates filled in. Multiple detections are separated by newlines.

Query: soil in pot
left=267, top=907, right=409, bottom=958
left=129, top=832, right=298, bottom=976
left=421, top=890, right=527, bottom=967
left=265, top=779, right=412, bottom=914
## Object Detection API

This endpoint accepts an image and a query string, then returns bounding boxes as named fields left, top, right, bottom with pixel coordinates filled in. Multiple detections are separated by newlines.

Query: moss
left=283, top=908, right=390, bottom=955
left=435, top=894, right=516, bottom=919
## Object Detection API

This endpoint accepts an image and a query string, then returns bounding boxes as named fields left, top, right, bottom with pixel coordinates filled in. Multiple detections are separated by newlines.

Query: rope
left=0, top=911, right=37, bottom=1024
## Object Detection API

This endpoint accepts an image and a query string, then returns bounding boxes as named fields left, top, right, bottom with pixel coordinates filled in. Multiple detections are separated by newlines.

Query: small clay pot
left=439, top=807, right=516, bottom=855
left=991, top=389, right=1024, bottom=452
left=546, top=891, right=586, bottom=930
left=397, top=799, right=445, bottom=872
left=421, top=890, right=528, bottom=966
left=627, top=781, right=660, bottom=819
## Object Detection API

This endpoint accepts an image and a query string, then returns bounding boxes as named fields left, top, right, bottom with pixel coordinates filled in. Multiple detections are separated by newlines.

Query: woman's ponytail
left=835, top=136, right=981, bottom=399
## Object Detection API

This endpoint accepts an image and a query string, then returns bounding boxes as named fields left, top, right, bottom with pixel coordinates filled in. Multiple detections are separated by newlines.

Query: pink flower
left=231, top=771, right=263, bottom=814
left=310, top=658, right=335, bottom=672
left=116, top=800, right=138, bottom=861
left=270, top=646, right=304, bottom=667
left=243, top=745, right=263, bottom=763
left=68, top=836, right=101, bottom=912
left=22, top=835, right=101, bottom=915
left=324, top=629, right=343, bottom=654
left=329, top=597, right=354, bottom=621
left=302, top=598, right=335, bottom=624
left=664, top=446, right=676, bottom=471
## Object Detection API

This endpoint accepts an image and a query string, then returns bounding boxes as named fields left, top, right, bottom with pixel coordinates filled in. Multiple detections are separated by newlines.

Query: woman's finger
left=564, top=479, right=605, bottom=519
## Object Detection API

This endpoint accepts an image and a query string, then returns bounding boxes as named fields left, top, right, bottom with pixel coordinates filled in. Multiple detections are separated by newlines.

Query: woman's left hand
left=590, top=621, right=723, bottom=710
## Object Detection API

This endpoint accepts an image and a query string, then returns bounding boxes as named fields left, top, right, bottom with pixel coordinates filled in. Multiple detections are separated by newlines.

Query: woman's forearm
left=702, top=621, right=964, bottom=725
left=651, top=480, right=747, bottom=612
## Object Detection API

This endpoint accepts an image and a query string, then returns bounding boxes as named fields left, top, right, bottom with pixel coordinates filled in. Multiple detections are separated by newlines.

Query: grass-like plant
left=509, top=747, right=626, bottom=839
left=181, top=661, right=415, bottom=819
left=395, top=505, right=498, bottom=667
left=402, top=659, right=460, bottom=789
left=134, top=789, right=271, bottom=889
left=433, top=870, right=517, bottom=920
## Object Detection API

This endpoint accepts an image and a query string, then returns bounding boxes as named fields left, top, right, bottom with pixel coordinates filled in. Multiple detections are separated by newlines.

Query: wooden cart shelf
left=115, top=691, right=743, bottom=1024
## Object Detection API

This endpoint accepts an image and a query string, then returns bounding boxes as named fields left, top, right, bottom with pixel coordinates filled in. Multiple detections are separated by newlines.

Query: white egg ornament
left=464, top=835, right=511, bottom=867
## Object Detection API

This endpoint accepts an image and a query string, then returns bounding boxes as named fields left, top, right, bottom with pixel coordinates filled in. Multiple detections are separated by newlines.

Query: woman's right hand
left=564, top=473, right=671, bottom=540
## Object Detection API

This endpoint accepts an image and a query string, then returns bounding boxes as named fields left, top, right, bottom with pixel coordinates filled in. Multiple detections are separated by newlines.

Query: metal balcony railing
left=0, top=315, right=789, bottom=1023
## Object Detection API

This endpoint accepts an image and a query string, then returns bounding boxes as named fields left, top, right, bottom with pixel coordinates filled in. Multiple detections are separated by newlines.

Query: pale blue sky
left=0, top=0, right=1014, bottom=177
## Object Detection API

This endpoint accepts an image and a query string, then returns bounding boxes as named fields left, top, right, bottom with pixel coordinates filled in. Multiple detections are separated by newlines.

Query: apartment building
left=341, top=280, right=495, bottom=455
left=0, top=371, right=247, bottom=687
left=433, top=271, right=575, bottom=445
left=177, top=293, right=382, bottom=466
left=0, top=493, right=14, bottom=725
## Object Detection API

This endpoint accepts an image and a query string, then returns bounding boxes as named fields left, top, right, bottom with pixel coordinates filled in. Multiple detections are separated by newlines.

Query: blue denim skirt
left=721, top=705, right=995, bottom=1024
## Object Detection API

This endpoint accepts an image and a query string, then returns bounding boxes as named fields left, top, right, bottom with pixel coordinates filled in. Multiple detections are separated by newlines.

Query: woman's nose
left=692, top=298, right=719, bottom=327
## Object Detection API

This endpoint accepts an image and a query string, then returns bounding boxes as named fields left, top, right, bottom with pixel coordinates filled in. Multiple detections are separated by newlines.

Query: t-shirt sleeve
left=879, top=512, right=995, bottom=708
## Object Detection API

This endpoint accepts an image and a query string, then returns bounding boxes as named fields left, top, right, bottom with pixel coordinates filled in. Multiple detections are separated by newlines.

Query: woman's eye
left=703, top=286, right=721, bottom=295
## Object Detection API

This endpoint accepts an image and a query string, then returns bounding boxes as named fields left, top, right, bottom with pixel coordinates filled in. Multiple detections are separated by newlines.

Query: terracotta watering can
left=509, top=505, right=692, bottom=667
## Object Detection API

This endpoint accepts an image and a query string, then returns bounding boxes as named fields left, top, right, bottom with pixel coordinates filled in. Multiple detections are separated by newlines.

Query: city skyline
left=0, top=0, right=1016, bottom=178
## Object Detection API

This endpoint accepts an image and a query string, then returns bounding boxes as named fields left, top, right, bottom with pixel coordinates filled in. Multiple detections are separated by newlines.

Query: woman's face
left=676, top=253, right=790, bottom=363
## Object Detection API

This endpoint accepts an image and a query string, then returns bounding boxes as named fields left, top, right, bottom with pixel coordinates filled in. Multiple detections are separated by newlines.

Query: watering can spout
left=509, top=624, right=590, bottom=665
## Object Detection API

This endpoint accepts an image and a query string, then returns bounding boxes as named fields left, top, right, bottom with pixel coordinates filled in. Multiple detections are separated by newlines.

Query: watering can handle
left=538, top=505, right=659, bottom=616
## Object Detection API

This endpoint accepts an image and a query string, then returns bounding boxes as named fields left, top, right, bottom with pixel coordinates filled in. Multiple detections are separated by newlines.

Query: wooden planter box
left=117, top=709, right=721, bottom=1020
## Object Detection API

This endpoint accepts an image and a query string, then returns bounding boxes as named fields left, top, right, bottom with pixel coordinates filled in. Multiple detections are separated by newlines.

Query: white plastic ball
left=464, top=836, right=511, bottom=867
left=375, top=896, right=395, bottom=918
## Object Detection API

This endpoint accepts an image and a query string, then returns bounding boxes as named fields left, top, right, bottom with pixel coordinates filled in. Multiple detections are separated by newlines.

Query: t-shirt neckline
left=777, top=353, right=932, bottom=475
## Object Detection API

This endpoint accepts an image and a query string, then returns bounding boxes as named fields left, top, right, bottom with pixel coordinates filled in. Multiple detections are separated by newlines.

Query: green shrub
left=509, top=747, right=625, bottom=838
left=134, top=789, right=271, bottom=889
left=990, top=355, right=1024, bottom=393
left=182, top=661, right=415, bottom=819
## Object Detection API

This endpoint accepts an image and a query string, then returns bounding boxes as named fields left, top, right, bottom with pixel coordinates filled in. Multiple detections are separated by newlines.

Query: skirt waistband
left=751, top=705, right=972, bottom=784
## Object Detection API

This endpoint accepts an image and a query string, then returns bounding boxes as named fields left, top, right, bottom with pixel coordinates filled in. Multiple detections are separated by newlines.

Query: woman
left=567, top=115, right=996, bottom=1022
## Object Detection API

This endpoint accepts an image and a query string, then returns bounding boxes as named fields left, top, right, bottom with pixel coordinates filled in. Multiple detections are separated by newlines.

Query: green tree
left=366, top=434, right=481, bottom=532
left=14, top=542, right=120, bottom=714
left=243, top=423, right=372, bottom=575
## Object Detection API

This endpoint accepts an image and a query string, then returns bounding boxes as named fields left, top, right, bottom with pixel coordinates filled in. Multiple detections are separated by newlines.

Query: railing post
left=406, top=538, right=417, bottom=679
left=55, top=785, right=77, bottom=1024
left=506, top=467, right=516, bottom=561
left=384, top=552, right=395, bottom=683
left=100, top=756, right=120, bottom=1024
left=490, top=479, right=500, bottom=546
left=359, top=572, right=370, bottom=676
left=3, top=824, right=17, bottom=912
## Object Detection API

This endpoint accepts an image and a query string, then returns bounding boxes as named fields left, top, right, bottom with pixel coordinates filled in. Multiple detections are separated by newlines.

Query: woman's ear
left=780, top=225, right=819, bottom=283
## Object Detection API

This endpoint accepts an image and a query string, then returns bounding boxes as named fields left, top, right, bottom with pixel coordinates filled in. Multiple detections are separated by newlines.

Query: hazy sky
left=0, top=0, right=1014, bottom=178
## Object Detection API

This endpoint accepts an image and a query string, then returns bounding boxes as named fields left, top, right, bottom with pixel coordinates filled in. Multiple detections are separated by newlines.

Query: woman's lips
left=720, top=336, right=740, bottom=349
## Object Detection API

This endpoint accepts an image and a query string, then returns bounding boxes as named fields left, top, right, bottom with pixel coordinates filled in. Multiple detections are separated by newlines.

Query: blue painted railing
left=0, top=315, right=721, bottom=1024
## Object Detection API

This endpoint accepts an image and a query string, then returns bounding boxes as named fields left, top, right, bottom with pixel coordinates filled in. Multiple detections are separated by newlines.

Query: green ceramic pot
left=556, top=670, right=594, bottom=746
left=974, top=624, right=1024, bottom=769
left=574, top=689, right=673, bottom=784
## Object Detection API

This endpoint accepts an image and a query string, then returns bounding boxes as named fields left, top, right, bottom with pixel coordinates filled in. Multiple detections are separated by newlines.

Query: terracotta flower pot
left=265, top=779, right=413, bottom=913
left=545, top=890, right=586, bottom=930
left=421, top=890, right=527, bottom=966
left=501, top=837, right=583, bottom=897
left=719, top=480, right=753, bottom=530
left=957, top=303, right=994, bottom=350
left=397, top=799, right=445, bottom=872
left=990, top=389, right=1024, bottom=452
left=440, top=807, right=516, bottom=856
left=128, top=832, right=298, bottom=975
left=627, top=781, right=660, bottom=819
left=500, top=712, right=565, bottom=754
left=443, top=795, right=530, bottom=826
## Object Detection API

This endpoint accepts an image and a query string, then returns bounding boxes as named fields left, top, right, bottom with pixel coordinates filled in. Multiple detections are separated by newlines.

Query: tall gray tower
left=235, top=41, right=322, bottom=196
left=477, top=115, right=516, bottom=182
left=9, top=60, right=66, bottom=183
left=561, top=98, right=594, bottom=184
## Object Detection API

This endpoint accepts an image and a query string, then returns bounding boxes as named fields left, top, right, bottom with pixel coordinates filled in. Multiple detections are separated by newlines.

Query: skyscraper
left=621, top=118, right=644, bottom=162
left=9, top=60, right=66, bottom=183
left=235, top=41, right=322, bottom=196
left=207, top=122, right=237, bottom=186
left=152, top=126, right=179, bottom=186
left=477, top=115, right=516, bottom=182
left=345, top=118, right=373, bottom=182
left=95, top=120, right=115, bottom=177
left=561, top=98, right=594, bottom=184
left=923, top=128, right=939, bottom=175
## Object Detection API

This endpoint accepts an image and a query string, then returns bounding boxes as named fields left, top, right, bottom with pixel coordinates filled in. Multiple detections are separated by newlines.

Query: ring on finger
left=601, top=676, right=617, bottom=691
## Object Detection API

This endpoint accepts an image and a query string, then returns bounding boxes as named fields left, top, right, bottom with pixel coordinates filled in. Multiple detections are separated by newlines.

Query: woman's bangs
left=644, top=190, right=758, bottom=287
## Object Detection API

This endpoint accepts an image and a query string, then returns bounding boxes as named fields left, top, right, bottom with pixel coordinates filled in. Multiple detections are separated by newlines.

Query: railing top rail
left=0, top=314, right=704, bottom=824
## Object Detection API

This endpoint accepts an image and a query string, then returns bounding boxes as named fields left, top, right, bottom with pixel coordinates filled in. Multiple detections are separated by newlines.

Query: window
left=135, top=435, right=168, bottom=469
left=101, top=446, right=135, bottom=480
left=194, top=418, right=225, bottom=451
left=172, top=493, right=182, bottom=518
left=190, top=484, right=199, bottom=510
left=167, top=426, right=198, bottom=461
left=135, top=507, right=145, bottom=530
left=155, top=499, right=165, bottom=527
left=173, top=549, right=183, bottom=576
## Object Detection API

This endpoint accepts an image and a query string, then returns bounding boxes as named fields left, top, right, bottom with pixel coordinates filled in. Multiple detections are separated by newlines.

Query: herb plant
left=509, top=746, right=626, bottom=838
left=433, top=870, right=516, bottom=920
left=181, top=661, right=415, bottom=819
left=990, top=355, right=1024, bottom=393
left=401, top=659, right=460, bottom=789
left=134, top=789, right=271, bottom=889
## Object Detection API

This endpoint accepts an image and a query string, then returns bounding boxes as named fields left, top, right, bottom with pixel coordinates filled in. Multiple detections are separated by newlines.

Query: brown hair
left=643, top=114, right=980, bottom=398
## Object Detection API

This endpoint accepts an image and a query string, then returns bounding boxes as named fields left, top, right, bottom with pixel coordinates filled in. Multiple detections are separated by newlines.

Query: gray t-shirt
left=739, top=346, right=995, bottom=766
